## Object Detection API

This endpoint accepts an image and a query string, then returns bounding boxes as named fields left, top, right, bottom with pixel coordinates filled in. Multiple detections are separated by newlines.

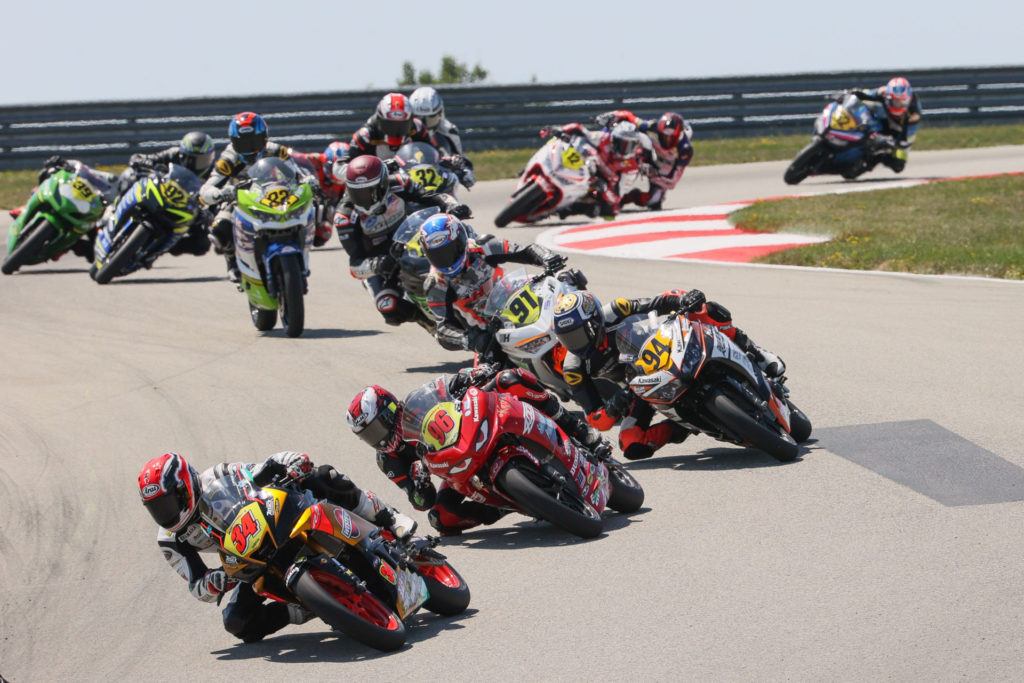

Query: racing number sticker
left=638, top=331, right=673, bottom=375
left=409, top=167, right=442, bottom=191
left=502, top=287, right=541, bottom=325
left=422, top=402, right=461, bottom=451
left=226, top=503, right=267, bottom=557
left=160, top=180, right=187, bottom=207
left=261, top=188, right=294, bottom=209
left=70, top=178, right=94, bottom=201
left=831, top=108, right=856, bottom=131
left=561, top=147, right=584, bottom=170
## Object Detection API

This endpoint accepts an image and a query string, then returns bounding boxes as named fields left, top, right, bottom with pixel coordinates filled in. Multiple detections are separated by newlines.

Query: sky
left=2, top=1, right=1022, bottom=107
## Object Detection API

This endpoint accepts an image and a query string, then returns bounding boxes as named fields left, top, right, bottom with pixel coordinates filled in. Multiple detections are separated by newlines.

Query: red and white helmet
left=138, top=453, right=201, bottom=532
left=347, top=385, right=404, bottom=453
left=343, top=155, right=390, bottom=216
left=375, top=93, right=414, bottom=148
left=655, top=112, right=692, bottom=149
left=884, top=77, right=913, bottom=118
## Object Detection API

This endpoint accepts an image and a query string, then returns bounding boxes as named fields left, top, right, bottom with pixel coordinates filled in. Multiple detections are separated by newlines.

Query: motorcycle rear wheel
left=295, top=567, right=406, bottom=651
left=705, top=390, right=799, bottom=462
left=93, top=227, right=150, bottom=284
left=415, top=554, right=471, bottom=616
left=2, top=221, right=57, bottom=274
left=605, top=461, right=644, bottom=513
left=784, top=141, right=825, bottom=185
left=275, top=253, right=305, bottom=337
left=494, top=182, right=545, bottom=228
left=497, top=462, right=603, bottom=539
left=248, top=302, right=277, bottom=331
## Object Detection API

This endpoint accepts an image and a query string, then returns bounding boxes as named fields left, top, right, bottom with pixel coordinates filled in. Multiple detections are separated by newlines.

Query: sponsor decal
left=142, top=484, right=160, bottom=499
left=377, top=294, right=397, bottom=311
left=522, top=403, right=537, bottom=434
left=554, top=293, right=578, bottom=314
left=563, top=370, right=583, bottom=386
left=333, top=508, right=356, bottom=539
left=556, top=318, right=575, bottom=329
left=215, top=159, right=232, bottom=176
left=613, top=298, right=632, bottom=317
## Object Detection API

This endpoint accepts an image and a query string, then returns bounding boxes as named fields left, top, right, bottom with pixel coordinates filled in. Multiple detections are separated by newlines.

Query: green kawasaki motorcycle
left=3, top=161, right=112, bottom=275
left=233, top=157, right=316, bottom=338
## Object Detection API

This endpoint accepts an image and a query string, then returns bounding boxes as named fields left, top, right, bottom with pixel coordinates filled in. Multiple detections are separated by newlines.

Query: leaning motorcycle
left=402, top=378, right=644, bottom=539
left=618, top=312, right=812, bottom=462
left=3, top=162, right=111, bottom=275
left=494, top=131, right=604, bottom=228
left=201, top=469, right=470, bottom=652
left=90, top=163, right=204, bottom=284
left=481, top=266, right=589, bottom=401
left=232, top=157, right=316, bottom=337
left=783, top=92, right=894, bottom=185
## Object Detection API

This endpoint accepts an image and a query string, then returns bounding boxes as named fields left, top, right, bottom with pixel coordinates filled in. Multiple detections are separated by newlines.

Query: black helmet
left=178, top=131, right=215, bottom=176
left=553, top=291, right=605, bottom=357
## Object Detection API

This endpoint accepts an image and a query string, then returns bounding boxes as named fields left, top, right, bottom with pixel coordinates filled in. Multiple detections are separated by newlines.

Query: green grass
left=731, top=175, right=1024, bottom=279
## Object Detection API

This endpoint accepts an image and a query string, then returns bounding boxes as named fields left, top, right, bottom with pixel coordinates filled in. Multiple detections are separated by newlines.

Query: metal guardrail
left=2, top=66, right=1023, bottom=170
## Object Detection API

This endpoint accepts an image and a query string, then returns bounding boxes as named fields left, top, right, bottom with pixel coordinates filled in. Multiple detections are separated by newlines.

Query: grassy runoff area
left=3, top=123, right=1022, bottom=279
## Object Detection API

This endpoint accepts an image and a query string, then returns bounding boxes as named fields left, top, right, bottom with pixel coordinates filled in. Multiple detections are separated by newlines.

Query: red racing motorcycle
left=401, top=378, right=644, bottom=539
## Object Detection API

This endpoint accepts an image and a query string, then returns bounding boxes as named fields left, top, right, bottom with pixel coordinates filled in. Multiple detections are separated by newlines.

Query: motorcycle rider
left=408, top=86, right=476, bottom=188
left=595, top=110, right=694, bottom=210
left=337, top=92, right=433, bottom=164
left=833, top=76, right=922, bottom=177
left=551, top=120, right=643, bottom=218
left=119, top=131, right=218, bottom=257
left=289, top=140, right=350, bottom=246
left=418, top=212, right=567, bottom=352
left=333, top=154, right=472, bottom=326
left=347, top=366, right=611, bottom=536
left=553, top=288, right=786, bottom=460
left=138, top=450, right=417, bottom=643
left=199, top=112, right=298, bottom=282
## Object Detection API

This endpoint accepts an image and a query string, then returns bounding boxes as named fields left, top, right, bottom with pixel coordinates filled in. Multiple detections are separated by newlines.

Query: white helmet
left=410, top=86, right=444, bottom=130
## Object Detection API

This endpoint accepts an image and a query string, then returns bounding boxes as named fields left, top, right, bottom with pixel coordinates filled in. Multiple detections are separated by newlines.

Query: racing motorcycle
left=494, top=130, right=606, bottom=228
left=481, top=266, right=589, bottom=401
left=3, top=161, right=111, bottom=275
left=401, top=378, right=644, bottom=539
left=618, top=312, right=812, bottom=462
left=784, top=92, right=894, bottom=185
left=90, top=163, right=205, bottom=284
left=201, top=468, right=470, bottom=652
left=232, top=157, right=316, bottom=337
left=393, top=141, right=461, bottom=196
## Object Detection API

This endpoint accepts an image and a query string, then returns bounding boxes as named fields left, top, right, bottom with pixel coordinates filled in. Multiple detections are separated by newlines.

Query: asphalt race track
left=2, top=147, right=1023, bottom=681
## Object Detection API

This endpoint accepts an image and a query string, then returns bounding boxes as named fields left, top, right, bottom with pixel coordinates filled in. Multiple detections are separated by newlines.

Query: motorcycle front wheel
left=294, top=567, right=406, bottom=651
left=497, top=462, right=603, bottom=539
left=605, top=460, right=644, bottom=513
left=783, top=140, right=826, bottom=185
left=705, top=390, right=799, bottom=462
left=2, top=221, right=57, bottom=274
left=274, top=253, right=305, bottom=337
left=92, top=227, right=150, bottom=284
left=414, top=551, right=471, bottom=616
left=494, top=182, right=546, bottom=228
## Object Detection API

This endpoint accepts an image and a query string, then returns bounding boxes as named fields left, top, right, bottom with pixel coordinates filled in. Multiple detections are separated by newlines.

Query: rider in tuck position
left=347, top=364, right=611, bottom=536
left=138, top=451, right=416, bottom=642
left=553, top=288, right=787, bottom=460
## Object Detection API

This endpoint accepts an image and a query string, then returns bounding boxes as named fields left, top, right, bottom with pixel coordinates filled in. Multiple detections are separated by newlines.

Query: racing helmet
left=884, top=77, right=913, bottom=118
left=178, top=131, right=215, bottom=176
left=409, top=86, right=445, bottom=130
left=609, top=121, right=640, bottom=157
left=138, top=453, right=202, bottom=533
left=228, top=112, right=269, bottom=165
left=344, top=155, right=390, bottom=215
left=347, top=385, right=404, bottom=453
left=419, top=213, right=469, bottom=277
left=553, top=291, right=605, bottom=357
left=375, top=93, right=414, bottom=148
left=655, top=112, right=691, bottom=149
left=323, top=141, right=350, bottom=166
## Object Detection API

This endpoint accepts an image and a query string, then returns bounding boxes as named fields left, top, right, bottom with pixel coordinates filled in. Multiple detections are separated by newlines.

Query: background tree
left=398, top=55, right=488, bottom=86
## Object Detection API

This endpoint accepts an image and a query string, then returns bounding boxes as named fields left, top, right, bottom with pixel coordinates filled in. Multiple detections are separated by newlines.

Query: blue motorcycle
left=784, top=93, right=899, bottom=184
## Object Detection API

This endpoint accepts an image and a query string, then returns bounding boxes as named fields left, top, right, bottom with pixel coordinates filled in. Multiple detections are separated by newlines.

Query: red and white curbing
left=536, top=179, right=936, bottom=263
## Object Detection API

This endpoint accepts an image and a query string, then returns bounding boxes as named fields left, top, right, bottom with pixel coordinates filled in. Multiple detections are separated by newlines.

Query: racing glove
left=268, top=451, right=314, bottom=480
left=203, top=569, right=238, bottom=597
left=440, top=154, right=467, bottom=172
left=449, top=203, right=472, bottom=219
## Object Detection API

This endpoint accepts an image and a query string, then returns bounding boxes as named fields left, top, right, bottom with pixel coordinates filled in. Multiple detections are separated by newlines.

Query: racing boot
left=734, top=329, right=786, bottom=378
left=287, top=604, right=315, bottom=625
left=619, top=421, right=687, bottom=460
left=551, top=403, right=609, bottom=457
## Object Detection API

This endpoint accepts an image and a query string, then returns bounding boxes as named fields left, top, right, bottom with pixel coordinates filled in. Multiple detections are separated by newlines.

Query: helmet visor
left=423, top=113, right=443, bottom=130
left=349, top=182, right=386, bottom=211
left=233, top=131, right=267, bottom=155
left=427, top=239, right=466, bottom=275
left=380, top=117, right=412, bottom=140
left=612, top=136, right=637, bottom=157
left=355, top=412, right=397, bottom=450
left=557, top=324, right=595, bottom=355
left=187, top=150, right=215, bottom=175
left=144, top=490, right=185, bottom=530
